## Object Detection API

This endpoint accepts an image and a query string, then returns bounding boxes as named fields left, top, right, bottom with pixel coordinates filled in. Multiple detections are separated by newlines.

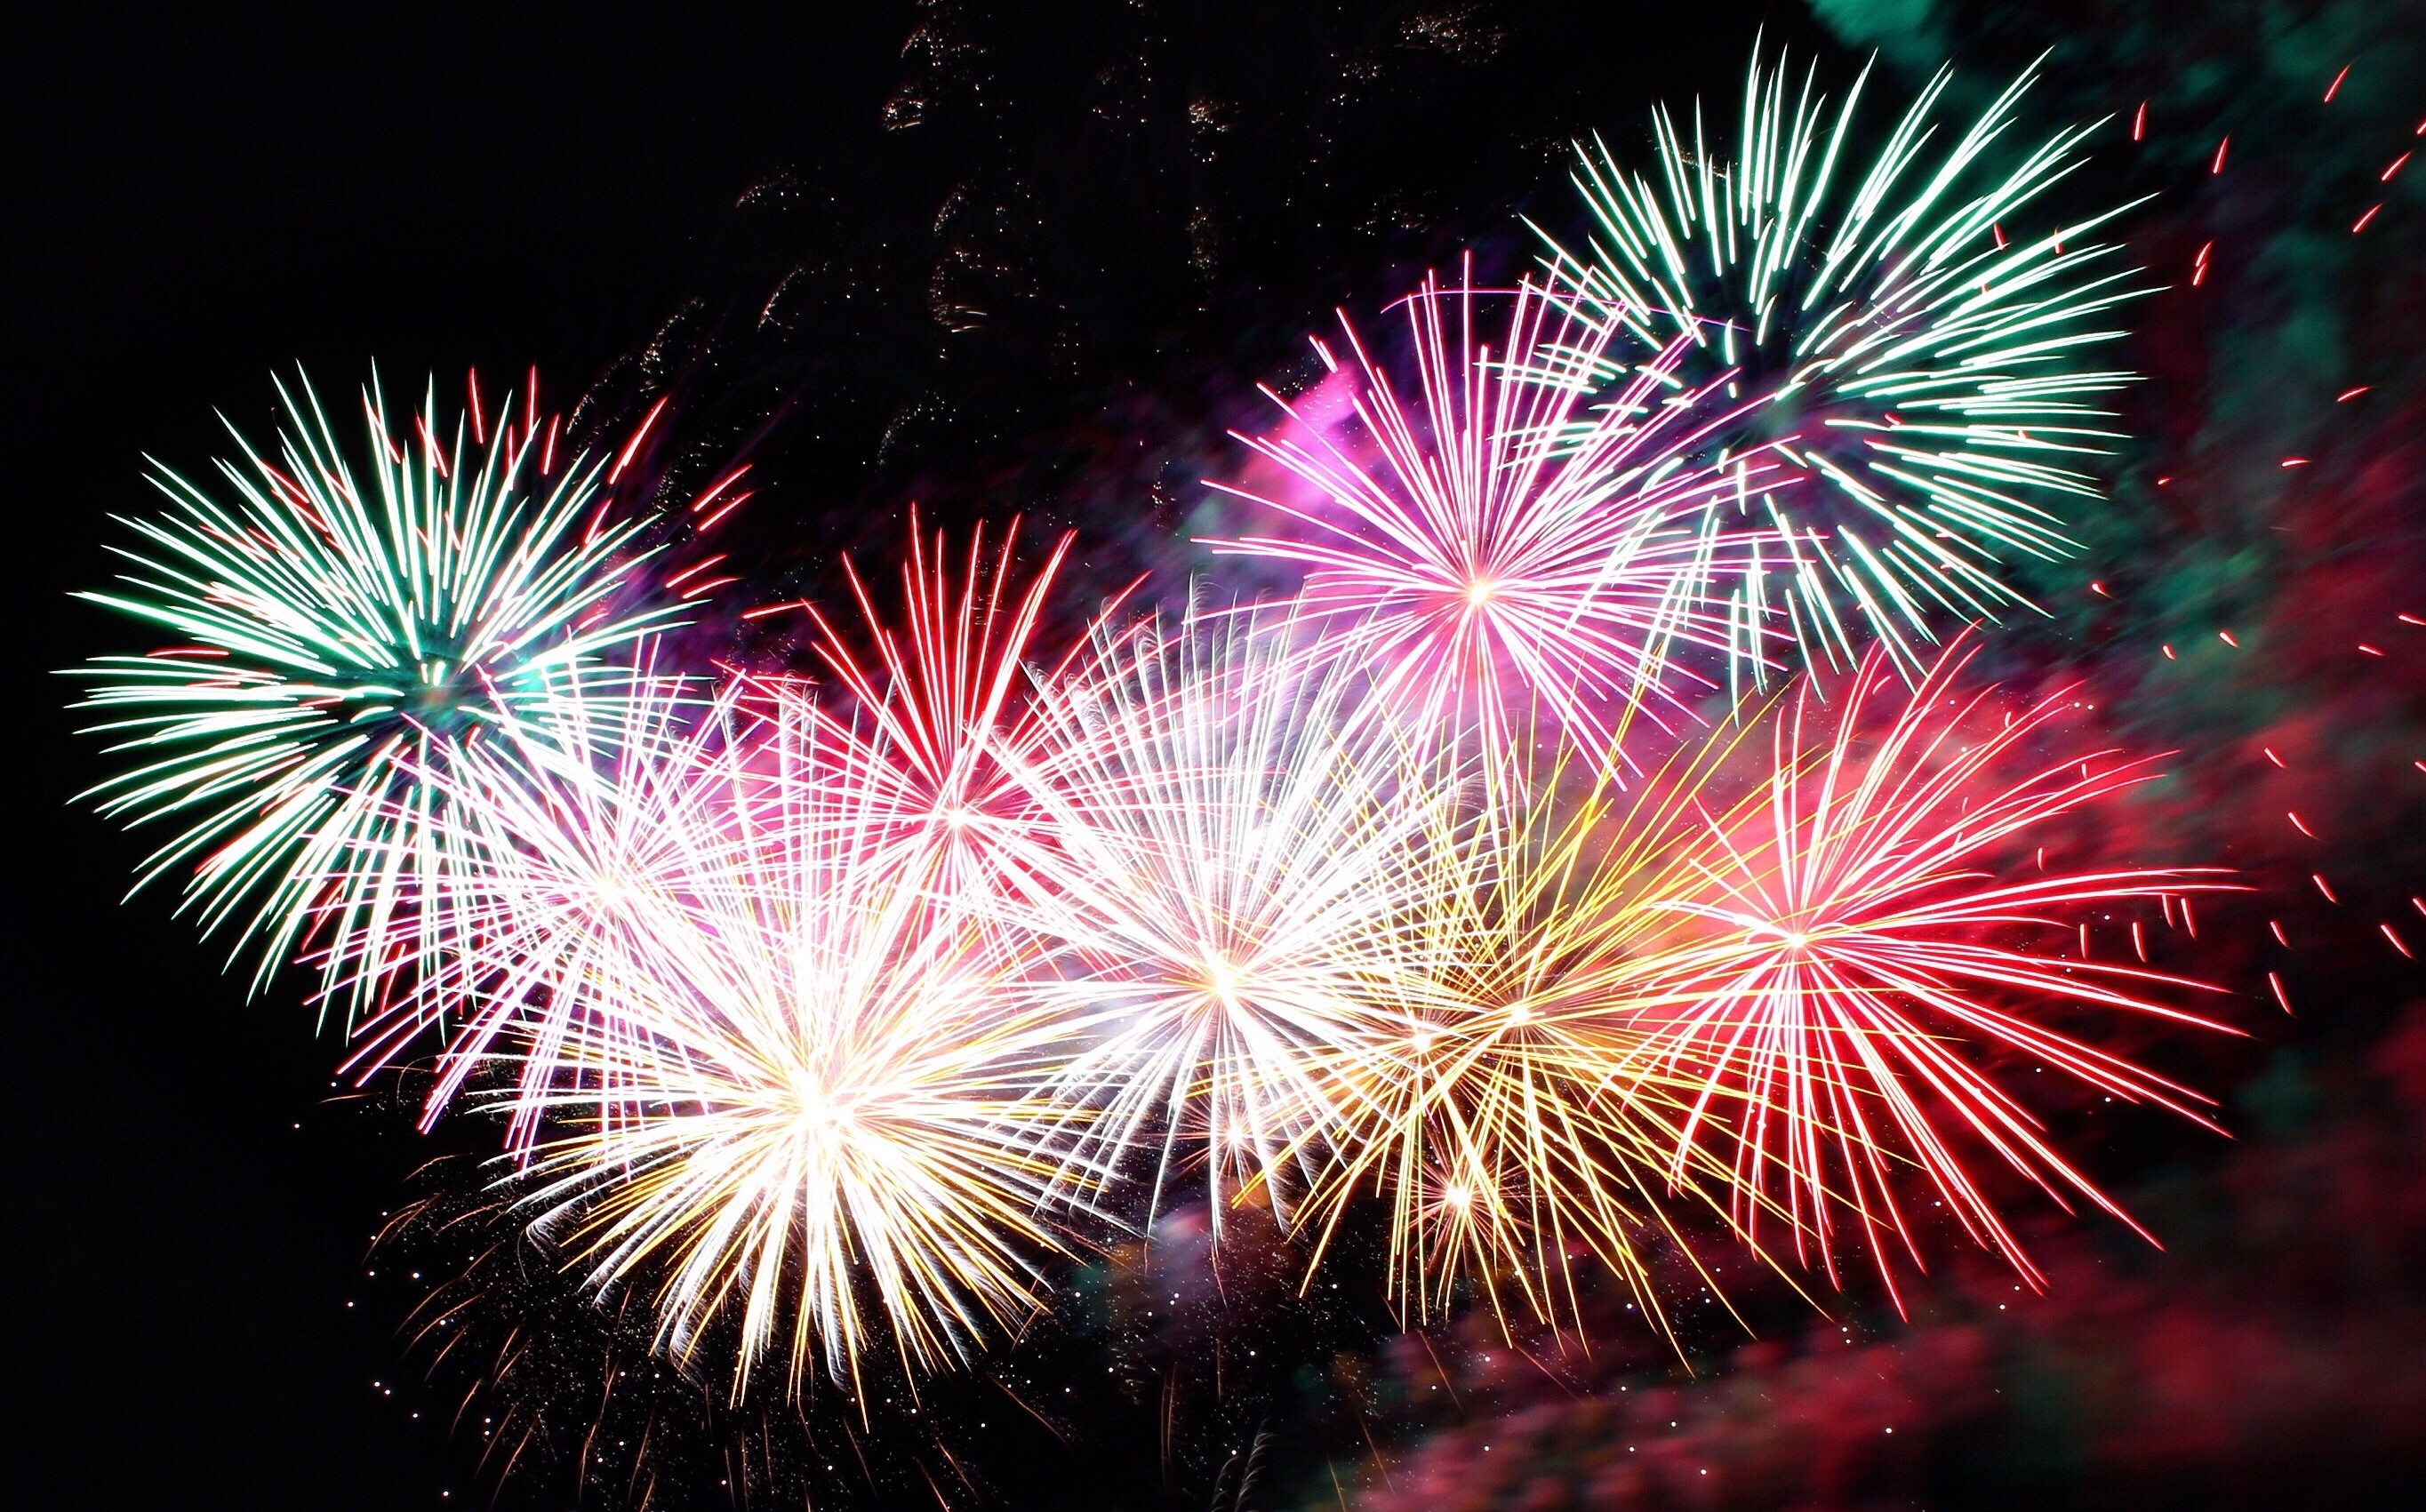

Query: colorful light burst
left=1204, top=269, right=1781, bottom=788
left=1010, top=597, right=1454, bottom=1229
left=1545, top=48, right=2150, bottom=676
left=485, top=684, right=1089, bottom=1396
left=326, top=668, right=712, bottom=1145
left=68, top=372, right=683, bottom=1011
left=801, top=515, right=1093, bottom=905
left=1620, top=641, right=2238, bottom=1294
left=59, top=35, right=2294, bottom=1456
left=1288, top=730, right=1766, bottom=1337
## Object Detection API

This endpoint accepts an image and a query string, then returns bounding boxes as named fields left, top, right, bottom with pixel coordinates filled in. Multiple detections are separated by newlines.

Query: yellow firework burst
left=463, top=686, right=1091, bottom=1396
left=1288, top=724, right=1771, bottom=1337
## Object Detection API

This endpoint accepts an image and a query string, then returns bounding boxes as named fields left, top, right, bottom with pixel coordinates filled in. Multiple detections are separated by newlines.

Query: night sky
left=10, top=3, right=2422, bottom=1508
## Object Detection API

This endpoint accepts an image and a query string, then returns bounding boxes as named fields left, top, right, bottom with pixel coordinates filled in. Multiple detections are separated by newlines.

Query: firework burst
left=802, top=515, right=1099, bottom=907
left=1012, top=598, right=1454, bottom=1229
left=1621, top=641, right=2238, bottom=1293
left=1290, top=732, right=1766, bottom=1336
left=1544, top=46, right=2149, bottom=676
left=325, top=668, right=717, bottom=1143
left=479, top=684, right=1086, bottom=1396
left=68, top=372, right=683, bottom=1010
left=1205, top=270, right=1778, bottom=790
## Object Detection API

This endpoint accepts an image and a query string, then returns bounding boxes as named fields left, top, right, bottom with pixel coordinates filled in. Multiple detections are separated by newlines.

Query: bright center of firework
left=1463, top=578, right=1496, bottom=608
left=592, top=869, right=643, bottom=916
left=1783, top=931, right=1810, bottom=950
left=1506, top=1001, right=1533, bottom=1024
left=347, top=650, right=490, bottom=734
left=1443, top=1185, right=1471, bottom=1208
left=1202, top=952, right=1247, bottom=1012
left=788, top=1073, right=856, bottom=1133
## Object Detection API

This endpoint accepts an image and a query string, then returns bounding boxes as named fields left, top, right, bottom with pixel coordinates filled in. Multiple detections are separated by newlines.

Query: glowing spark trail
left=1546, top=46, right=2150, bottom=676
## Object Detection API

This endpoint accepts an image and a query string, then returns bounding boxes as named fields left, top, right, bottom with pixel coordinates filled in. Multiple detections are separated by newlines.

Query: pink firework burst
left=1205, top=266, right=1782, bottom=789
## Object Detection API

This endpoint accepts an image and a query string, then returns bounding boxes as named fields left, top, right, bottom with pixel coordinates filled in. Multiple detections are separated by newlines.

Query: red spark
left=609, top=397, right=669, bottom=484
left=662, top=555, right=728, bottom=592
left=741, top=599, right=815, bottom=620
left=688, top=466, right=751, bottom=514
left=2324, top=64, right=2350, bottom=102
left=696, top=492, right=751, bottom=532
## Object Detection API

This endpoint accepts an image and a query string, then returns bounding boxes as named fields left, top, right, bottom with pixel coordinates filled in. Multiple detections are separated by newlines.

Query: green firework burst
left=1542, top=45, right=2151, bottom=677
left=68, top=372, right=685, bottom=1013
